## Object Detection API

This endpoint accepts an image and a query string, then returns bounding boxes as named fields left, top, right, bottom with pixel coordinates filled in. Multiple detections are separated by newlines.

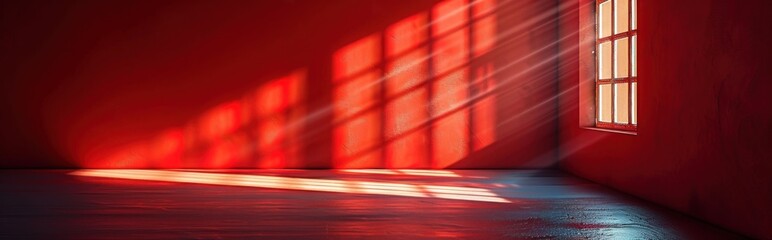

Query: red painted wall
left=558, top=0, right=772, bottom=238
left=0, top=0, right=559, bottom=169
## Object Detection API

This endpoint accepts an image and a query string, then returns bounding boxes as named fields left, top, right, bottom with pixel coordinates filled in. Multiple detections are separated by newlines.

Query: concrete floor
left=0, top=169, right=744, bottom=239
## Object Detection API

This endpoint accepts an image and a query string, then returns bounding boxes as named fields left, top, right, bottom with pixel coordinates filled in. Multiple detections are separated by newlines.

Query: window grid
left=596, top=0, right=637, bottom=131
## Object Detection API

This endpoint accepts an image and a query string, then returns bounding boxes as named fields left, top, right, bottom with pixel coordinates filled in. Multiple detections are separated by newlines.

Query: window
left=596, top=0, right=636, bottom=131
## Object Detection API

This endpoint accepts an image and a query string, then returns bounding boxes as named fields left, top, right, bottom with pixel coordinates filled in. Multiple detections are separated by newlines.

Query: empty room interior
left=1, top=0, right=771, bottom=238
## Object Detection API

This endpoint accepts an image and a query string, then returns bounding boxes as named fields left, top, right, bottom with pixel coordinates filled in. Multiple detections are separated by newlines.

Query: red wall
left=0, top=0, right=559, bottom=169
left=558, top=0, right=772, bottom=238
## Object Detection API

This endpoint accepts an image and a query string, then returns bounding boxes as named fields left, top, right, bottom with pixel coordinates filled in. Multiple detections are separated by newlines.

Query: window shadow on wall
left=85, top=0, right=564, bottom=169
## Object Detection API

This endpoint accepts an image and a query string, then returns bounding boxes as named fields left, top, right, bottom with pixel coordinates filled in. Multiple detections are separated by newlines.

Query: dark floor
left=0, top=169, right=743, bottom=239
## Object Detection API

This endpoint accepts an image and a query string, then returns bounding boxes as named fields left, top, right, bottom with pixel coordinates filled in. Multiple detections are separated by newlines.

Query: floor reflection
left=0, top=170, right=743, bottom=239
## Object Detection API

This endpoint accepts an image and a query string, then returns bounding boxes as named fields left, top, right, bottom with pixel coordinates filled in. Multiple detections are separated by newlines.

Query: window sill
left=582, top=127, right=637, bottom=135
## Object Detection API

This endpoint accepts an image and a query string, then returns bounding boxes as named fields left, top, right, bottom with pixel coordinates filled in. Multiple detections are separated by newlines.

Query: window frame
left=596, top=0, right=637, bottom=131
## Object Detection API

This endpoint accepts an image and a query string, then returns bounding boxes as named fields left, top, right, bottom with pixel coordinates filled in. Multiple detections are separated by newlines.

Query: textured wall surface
left=0, top=0, right=559, bottom=169
left=558, top=0, right=772, bottom=238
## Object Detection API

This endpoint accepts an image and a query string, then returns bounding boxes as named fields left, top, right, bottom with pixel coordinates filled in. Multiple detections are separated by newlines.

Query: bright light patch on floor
left=341, top=169, right=462, bottom=177
left=71, top=170, right=510, bottom=203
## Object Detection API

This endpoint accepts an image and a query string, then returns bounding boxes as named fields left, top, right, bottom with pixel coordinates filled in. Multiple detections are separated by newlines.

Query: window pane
left=599, top=42, right=612, bottom=79
left=599, top=1, right=611, bottom=38
left=632, top=0, right=637, bottom=30
left=632, top=82, right=637, bottom=124
left=614, top=37, right=629, bottom=78
left=614, top=83, right=629, bottom=124
left=632, top=35, right=637, bottom=77
left=599, top=84, right=612, bottom=122
left=614, top=0, right=629, bottom=34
